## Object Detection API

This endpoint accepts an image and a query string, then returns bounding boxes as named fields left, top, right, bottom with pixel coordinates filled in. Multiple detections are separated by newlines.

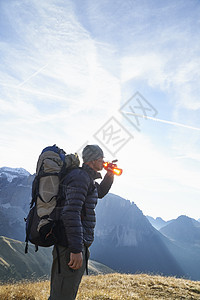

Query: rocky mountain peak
left=0, top=167, right=30, bottom=183
left=160, top=215, right=200, bottom=245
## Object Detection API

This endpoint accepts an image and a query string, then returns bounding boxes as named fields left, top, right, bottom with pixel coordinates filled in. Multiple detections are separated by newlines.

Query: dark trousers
left=49, top=245, right=88, bottom=300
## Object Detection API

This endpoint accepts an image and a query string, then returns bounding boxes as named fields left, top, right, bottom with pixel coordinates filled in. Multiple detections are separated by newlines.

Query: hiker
left=49, top=144, right=114, bottom=300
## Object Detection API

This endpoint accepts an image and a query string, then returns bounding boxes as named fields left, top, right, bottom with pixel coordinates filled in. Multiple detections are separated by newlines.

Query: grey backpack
left=25, top=145, right=80, bottom=253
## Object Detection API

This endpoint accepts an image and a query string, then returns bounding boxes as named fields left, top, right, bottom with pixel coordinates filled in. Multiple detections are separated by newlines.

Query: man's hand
left=68, top=252, right=83, bottom=270
left=106, top=170, right=114, bottom=178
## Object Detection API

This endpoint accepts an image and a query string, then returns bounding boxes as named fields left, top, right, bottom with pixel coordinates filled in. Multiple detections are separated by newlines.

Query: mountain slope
left=160, top=215, right=200, bottom=280
left=0, top=236, right=113, bottom=283
left=0, top=235, right=51, bottom=282
left=90, top=193, right=184, bottom=277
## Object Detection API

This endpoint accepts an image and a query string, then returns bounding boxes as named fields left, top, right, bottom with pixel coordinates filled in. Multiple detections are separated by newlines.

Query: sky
left=1, top=0, right=200, bottom=221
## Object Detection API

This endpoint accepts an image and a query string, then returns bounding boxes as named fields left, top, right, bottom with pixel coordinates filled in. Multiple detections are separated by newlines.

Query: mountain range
left=146, top=216, right=172, bottom=230
left=0, top=167, right=200, bottom=281
left=160, top=215, right=200, bottom=245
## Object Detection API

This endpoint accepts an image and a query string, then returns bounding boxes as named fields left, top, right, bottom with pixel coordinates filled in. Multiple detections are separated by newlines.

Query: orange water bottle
left=103, top=160, right=123, bottom=176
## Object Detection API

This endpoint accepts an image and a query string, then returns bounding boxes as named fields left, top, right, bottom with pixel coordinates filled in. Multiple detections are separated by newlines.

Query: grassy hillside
left=0, top=236, right=52, bottom=282
left=0, top=273, right=200, bottom=299
left=0, top=236, right=113, bottom=283
left=88, top=260, right=114, bottom=275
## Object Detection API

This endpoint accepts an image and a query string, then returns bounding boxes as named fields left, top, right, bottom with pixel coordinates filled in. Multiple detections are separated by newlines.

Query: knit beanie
left=82, top=145, right=104, bottom=163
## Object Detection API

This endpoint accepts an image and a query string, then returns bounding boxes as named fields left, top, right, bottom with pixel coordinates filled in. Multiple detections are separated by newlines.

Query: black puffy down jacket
left=60, top=163, right=113, bottom=253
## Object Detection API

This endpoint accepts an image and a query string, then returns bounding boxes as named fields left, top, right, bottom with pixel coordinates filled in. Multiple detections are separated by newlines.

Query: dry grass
left=0, top=280, right=50, bottom=300
left=77, top=273, right=200, bottom=299
left=0, top=273, right=200, bottom=299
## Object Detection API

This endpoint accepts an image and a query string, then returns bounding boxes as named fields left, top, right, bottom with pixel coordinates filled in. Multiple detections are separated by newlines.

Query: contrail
left=122, top=111, right=200, bottom=132
left=0, top=82, right=82, bottom=104
left=17, top=63, right=48, bottom=87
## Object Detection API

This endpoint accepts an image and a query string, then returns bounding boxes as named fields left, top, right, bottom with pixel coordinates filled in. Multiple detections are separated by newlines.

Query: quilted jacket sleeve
left=60, top=169, right=91, bottom=253
left=95, top=173, right=114, bottom=199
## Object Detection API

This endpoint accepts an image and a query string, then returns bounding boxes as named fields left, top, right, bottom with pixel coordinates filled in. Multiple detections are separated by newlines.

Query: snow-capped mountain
left=0, top=167, right=30, bottom=182
left=0, top=167, right=34, bottom=242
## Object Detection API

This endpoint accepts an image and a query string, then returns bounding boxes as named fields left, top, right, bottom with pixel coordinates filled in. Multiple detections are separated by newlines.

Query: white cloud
left=121, top=53, right=167, bottom=87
